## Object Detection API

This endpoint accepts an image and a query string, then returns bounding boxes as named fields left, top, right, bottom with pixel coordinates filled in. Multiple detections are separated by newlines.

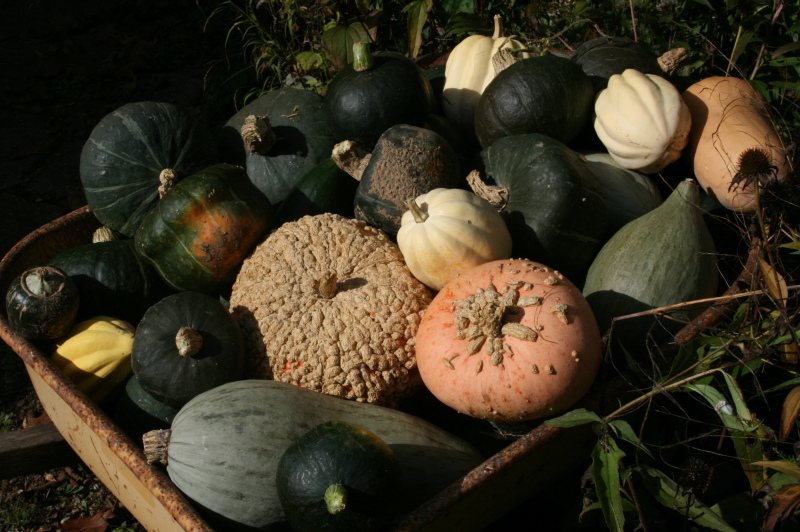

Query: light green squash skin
left=158, top=380, right=483, bottom=530
left=582, top=179, right=717, bottom=350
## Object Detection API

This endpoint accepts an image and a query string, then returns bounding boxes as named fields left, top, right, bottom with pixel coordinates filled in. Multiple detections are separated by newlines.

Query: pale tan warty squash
left=397, top=188, right=512, bottom=291
left=594, top=68, right=692, bottom=174
left=442, top=15, right=531, bottom=139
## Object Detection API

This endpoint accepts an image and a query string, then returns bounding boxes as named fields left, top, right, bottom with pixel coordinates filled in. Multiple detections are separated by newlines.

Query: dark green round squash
left=325, top=44, right=436, bottom=151
left=274, top=158, right=359, bottom=225
left=470, top=133, right=607, bottom=282
left=131, top=291, right=245, bottom=408
left=353, top=124, right=462, bottom=238
left=570, top=36, right=665, bottom=92
left=49, top=239, right=172, bottom=325
left=113, top=375, right=179, bottom=439
left=276, top=420, right=401, bottom=532
left=218, top=87, right=338, bottom=206
left=80, top=101, right=219, bottom=237
left=134, top=163, right=274, bottom=295
left=5, top=266, right=80, bottom=340
left=474, top=54, right=594, bottom=148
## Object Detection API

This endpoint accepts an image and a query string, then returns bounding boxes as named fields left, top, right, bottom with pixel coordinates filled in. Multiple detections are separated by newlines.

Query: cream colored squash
left=397, top=188, right=512, bottom=291
left=594, top=68, right=692, bottom=173
left=51, top=316, right=136, bottom=403
left=442, top=15, right=531, bottom=138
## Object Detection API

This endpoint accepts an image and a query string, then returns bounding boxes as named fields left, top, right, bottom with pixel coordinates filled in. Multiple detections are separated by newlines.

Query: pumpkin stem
left=352, top=41, right=373, bottom=72
left=331, top=140, right=371, bottom=181
left=466, top=169, right=509, bottom=212
left=492, top=14, right=504, bottom=39
left=324, top=484, right=348, bottom=515
left=175, top=326, right=203, bottom=357
left=241, top=115, right=277, bottom=155
left=22, top=267, right=62, bottom=298
left=317, top=270, right=338, bottom=299
left=406, top=198, right=429, bottom=223
left=158, top=169, right=179, bottom=198
left=92, top=226, right=121, bottom=244
left=142, top=429, right=172, bottom=465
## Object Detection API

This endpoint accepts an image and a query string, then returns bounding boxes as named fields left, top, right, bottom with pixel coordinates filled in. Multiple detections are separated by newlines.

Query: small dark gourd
left=5, top=266, right=80, bottom=340
left=276, top=421, right=401, bottom=532
left=135, top=163, right=273, bottom=295
left=131, top=291, right=245, bottom=408
left=80, top=101, right=219, bottom=237
left=570, top=36, right=665, bottom=92
left=469, top=133, right=607, bottom=282
left=348, top=124, right=462, bottom=238
left=474, top=54, right=594, bottom=148
left=274, top=158, right=359, bottom=225
left=582, top=179, right=718, bottom=351
left=49, top=239, right=171, bottom=325
left=325, top=42, right=436, bottom=151
left=218, top=87, right=338, bottom=206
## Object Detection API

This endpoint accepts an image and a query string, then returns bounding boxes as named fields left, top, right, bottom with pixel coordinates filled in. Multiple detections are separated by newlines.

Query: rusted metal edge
left=0, top=206, right=213, bottom=532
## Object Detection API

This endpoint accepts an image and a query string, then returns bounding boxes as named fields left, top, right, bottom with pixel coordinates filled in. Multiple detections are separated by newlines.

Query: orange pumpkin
left=415, top=259, right=602, bottom=421
left=682, top=76, right=790, bottom=212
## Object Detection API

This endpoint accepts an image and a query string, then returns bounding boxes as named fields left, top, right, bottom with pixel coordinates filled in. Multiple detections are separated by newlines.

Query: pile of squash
left=4, top=24, right=794, bottom=532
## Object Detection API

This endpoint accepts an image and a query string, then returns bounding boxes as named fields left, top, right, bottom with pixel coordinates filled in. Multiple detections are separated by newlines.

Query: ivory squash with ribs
left=594, top=68, right=692, bottom=173
left=442, top=14, right=531, bottom=141
left=397, top=188, right=512, bottom=292
left=415, top=259, right=602, bottom=421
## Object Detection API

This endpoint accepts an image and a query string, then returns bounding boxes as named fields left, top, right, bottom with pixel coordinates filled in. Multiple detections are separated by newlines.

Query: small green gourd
left=582, top=179, right=717, bottom=352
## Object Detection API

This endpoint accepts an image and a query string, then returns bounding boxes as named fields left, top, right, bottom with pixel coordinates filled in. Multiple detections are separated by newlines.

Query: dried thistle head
left=728, top=146, right=778, bottom=193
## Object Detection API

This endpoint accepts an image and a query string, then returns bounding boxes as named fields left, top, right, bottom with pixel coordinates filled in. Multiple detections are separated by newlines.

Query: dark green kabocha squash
left=570, top=36, right=666, bottom=92
left=325, top=42, right=437, bottom=151
left=274, top=158, right=359, bottom=225
left=135, top=163, right=273, bottom=295
left=276, top=420, right=402, bottom=532
left=80, top=101, right=219, bottom=237
left=5, top=266, right=80, bottom=340
left=469, top=133, right=607, bottom=282
left=474, top=54, right=594, bottom=148
left=131, top=291, right=245, bottom=408
left=218, top=87, right=338, bottom=206
left=49, top=239, right=172, bottom=325
left=345, top=124, right=462, bottom=238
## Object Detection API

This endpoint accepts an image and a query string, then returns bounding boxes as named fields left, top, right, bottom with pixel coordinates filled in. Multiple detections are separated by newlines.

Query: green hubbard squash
left=468, top=133, right=607, bottom=283
left=582, top=179, right=718, bottom=352
left=276, top=421, right=401, bottom=532
left=131, top=291, right=245, bottom=408
left=80, top=101, right=219, bottom=237
left=142, top=380, right=483, bottom=530
left=218, top=87, right=338, bottom=206
left=134, top=163, right=273, bottom=295
left=274, top=157, right=358, bottom=225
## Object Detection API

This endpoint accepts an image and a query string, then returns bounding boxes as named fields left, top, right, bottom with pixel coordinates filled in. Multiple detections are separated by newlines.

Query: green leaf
left=295, top=51, right=324, bottom=72
left=772, top=41, right=800, bottom=59
left=545, top=408, right=602, bottom=428
left=321, top=21, right=373, bottom=70
left=440, top=0, right=474, bottom=19
left=752, top=460, right=800, bottom=480
left=727, top=28, right=757, bottom=74
left=404, top=0, right=431, bottom=59
left=445, top=12, right=492, bottom=36
left=637, top=464, right=737, bottom=532
left=609, top=419, right=653, bottom=458
left=592, top=437, right=626, bottom=532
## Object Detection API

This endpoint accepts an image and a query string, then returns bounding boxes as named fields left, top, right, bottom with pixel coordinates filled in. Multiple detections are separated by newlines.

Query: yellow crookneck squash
left=442, top=15, right=531, bottom=140
left=51, top=316, right=136, bottom=403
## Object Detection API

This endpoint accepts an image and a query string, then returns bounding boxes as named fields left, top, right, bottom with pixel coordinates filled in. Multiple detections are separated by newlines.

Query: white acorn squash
left=594, top=68, right=692, bottom=174
left=397, top=188, right=512, bottom=291
left=442, top=15, right=531, bottom=140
